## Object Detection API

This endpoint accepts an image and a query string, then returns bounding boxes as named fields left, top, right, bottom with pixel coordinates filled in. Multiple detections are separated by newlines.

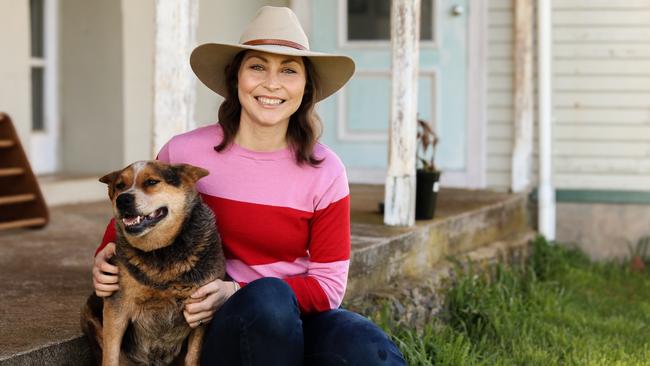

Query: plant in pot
left=415, top=118, right=441, bottom=220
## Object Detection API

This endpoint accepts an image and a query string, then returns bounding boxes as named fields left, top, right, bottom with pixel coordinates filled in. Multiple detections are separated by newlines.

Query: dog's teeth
left=124, top=216, right=141, bottom=226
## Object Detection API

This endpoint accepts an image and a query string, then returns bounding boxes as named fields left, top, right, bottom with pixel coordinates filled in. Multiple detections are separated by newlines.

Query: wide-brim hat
left=190, top=6, right=355, bottom=102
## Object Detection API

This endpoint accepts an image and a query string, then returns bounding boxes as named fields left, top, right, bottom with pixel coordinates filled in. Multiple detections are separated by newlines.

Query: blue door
left=308, top=0, right=468, bottom=184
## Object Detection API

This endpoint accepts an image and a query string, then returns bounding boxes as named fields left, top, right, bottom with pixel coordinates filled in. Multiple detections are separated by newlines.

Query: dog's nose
left=116, top=193, right=135, bottom=211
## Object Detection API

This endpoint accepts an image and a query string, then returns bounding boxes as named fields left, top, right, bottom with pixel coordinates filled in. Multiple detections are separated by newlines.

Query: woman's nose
left=262, top=72, right=280, bottom=90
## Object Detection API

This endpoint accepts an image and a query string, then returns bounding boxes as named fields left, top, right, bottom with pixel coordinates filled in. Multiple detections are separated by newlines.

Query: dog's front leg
left=184, top=325, right=206, bottom=366
left=102, top=298, right=129, bottom=366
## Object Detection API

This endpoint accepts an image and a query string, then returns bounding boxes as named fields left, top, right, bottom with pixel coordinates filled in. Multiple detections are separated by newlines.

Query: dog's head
left=99, top=161, right=209, bottom=250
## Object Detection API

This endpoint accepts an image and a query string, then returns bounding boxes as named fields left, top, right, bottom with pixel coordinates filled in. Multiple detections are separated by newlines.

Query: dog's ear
left=99, top=170, right=120, bottom=185
left=174, top=164, right=210, bottom=184
left=162, top=164, right=209, bottom=187
left=99, top=170, right=121, bottom=199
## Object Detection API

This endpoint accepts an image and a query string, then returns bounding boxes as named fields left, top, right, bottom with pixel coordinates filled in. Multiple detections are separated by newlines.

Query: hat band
left=243, top=39, right=307, bottom=51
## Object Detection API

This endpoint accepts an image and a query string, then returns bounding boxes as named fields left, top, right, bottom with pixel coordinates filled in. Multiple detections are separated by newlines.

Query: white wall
left=121, top=0, right=155, bottom=163
left=0, top=0, right=32, bottom=150
left=486, top=0, right=514, bottom=190
left=552, top=0, right=650, bottom=191
left=60, top=0, right=124, bottom=174
left=487, top=0, right=650, bottom=192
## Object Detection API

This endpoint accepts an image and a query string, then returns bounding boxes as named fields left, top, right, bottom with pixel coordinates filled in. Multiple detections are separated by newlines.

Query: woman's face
left=237, top=51, right=307, bottom=129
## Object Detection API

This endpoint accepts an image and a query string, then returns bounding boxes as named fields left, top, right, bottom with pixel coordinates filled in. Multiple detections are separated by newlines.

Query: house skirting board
left=556, top=189, right=650, bottom=205
left=531, top=188, right=650, bottom=261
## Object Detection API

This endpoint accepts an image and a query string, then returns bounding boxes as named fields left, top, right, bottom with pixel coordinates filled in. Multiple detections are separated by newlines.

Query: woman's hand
left=92, top=242, right=120, bottom=297
left=184, top=279, right=240, bottom=328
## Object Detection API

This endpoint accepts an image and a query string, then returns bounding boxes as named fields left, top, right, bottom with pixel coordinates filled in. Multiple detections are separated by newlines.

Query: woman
left=92, top=6, right=406, bottom=365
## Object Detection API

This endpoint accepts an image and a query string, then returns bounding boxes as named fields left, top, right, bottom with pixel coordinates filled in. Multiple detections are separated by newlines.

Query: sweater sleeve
left=95, top=142, right=172, bottom=256
left=282, top=171, right=351, bottom=314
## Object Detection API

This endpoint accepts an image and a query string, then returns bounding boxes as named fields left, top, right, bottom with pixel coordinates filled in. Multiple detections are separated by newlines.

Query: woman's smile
left=255, top=95, right=285, bottom=107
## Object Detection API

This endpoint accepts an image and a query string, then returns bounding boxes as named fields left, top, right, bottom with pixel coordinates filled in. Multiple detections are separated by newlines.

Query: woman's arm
left=283, top=171, right=351, bottom=314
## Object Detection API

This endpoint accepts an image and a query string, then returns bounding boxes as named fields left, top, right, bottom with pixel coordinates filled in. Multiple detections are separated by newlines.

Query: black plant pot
left=415, top=169, right=441, bottom=220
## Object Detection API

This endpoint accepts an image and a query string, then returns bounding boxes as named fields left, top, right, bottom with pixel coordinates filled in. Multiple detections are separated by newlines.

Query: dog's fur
left=81, top=161, right=226, bottom=366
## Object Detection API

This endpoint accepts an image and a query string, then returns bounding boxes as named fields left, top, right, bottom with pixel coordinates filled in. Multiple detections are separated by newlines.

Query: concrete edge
left=0, top=336, right=92, bottom=366
left=344, top=230, right=538, bottom=328
left=351, top=192, right=528, bottom=254
left=348, top=193, right=530, bottom=295
left=39, top=177, right=105, bottom=207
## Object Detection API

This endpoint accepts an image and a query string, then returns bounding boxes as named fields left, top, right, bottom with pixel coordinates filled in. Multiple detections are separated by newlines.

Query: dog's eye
left=144, top=179, right=160, bottom=187
left=115, top=182, right=126, bottom=190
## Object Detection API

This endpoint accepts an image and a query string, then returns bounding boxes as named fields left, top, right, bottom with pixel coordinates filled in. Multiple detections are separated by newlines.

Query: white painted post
left=511, top=0, right=534, bottom=192
left=152, top=0, right=199, bottom=156
left=384, top=0, right=421, bottom=227
left=537, top=0, right=556, bottom=239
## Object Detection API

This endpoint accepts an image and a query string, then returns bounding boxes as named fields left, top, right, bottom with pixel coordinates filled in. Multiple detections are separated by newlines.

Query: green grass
left=375, top=238, right=650, bottom=365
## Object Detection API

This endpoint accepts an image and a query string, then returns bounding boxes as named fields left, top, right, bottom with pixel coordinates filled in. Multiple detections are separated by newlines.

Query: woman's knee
left=304, top=310, right=406, bottom=366
left=340, top=313, right=403, bottom=365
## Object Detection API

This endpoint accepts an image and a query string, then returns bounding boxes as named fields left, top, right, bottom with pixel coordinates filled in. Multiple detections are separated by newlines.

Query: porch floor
left=0, top=185, right=528, bottom=364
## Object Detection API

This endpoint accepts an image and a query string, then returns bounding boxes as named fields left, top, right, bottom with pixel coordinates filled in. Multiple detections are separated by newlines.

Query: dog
left=81, top=161, right=226, bottom=366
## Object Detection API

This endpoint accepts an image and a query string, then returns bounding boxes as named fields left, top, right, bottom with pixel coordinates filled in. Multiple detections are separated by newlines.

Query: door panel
left=310, top=0, right=468, bottom=180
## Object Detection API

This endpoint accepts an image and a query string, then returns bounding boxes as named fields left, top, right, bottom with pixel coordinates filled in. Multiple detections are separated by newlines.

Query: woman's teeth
left=257, top=97, right=283, bottom=105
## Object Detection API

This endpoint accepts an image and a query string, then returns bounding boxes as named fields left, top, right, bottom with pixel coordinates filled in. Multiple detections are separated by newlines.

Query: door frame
left=291, top=0, right=486, bottom=188
left=30, top=0, right=60, bottom=174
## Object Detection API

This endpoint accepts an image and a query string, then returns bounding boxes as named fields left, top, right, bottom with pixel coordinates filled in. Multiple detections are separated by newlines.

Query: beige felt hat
left=190, top=6, right=355, bottom=102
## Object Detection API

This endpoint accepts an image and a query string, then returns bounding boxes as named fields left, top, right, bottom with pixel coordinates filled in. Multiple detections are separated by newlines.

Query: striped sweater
left=96, top=124, right=351, bottom=314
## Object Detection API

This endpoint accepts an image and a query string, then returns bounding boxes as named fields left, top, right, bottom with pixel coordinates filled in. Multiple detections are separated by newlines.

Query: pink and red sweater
left=96, top=124, right=351, bottom=314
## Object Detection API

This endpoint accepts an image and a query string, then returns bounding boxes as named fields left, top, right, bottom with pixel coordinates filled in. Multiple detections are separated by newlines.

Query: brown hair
left=214, top=51, right=323, bottom=166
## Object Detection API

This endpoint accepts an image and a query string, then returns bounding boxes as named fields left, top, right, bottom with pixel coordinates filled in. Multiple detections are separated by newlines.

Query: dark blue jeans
left=200, top=277, right=406, bottom=365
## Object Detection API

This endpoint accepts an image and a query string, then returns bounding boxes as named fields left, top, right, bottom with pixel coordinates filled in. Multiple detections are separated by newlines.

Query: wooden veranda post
left=511, top=0, right=534, bottom=192
left=152, top=0, right=199, bottom=156
left=384, top=0, right=421, bottom=226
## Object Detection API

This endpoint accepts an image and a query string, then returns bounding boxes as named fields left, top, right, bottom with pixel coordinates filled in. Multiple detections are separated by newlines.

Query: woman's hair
left=214, top=50, right=324, bottom=166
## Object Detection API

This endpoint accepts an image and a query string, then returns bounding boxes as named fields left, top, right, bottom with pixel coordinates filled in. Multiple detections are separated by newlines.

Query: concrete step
left=0, top=186, right=532, bottom=365
left=345, top=230, right=538, bottom=329
left=346, top=189, right=530, bottom=297
left=0, top=338, right=92, bottom=366
left=37, top=175, right=106, bottom=207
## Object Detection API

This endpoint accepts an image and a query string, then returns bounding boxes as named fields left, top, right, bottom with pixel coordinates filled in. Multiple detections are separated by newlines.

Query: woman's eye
left=145, top=179, right=160, bottom=187
left=115, top=182, right=126, bottom=190
left=282, top=68, right=297, bottom=74
left=250, top=64, right=264, bottom=71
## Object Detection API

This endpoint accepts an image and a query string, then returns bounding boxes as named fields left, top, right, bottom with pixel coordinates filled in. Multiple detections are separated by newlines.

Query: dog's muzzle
left=116, top=193, right=168, bottom=235
left=116, top=193, right=137, bottom=214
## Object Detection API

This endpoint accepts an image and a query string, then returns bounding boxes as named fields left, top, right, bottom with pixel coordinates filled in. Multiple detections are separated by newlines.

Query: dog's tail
left=80, top=293, right=104, bottom=366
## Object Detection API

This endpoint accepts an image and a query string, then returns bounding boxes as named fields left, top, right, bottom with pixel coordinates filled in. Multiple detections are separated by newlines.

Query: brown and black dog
left=81, top=161, right=226, bottom=366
